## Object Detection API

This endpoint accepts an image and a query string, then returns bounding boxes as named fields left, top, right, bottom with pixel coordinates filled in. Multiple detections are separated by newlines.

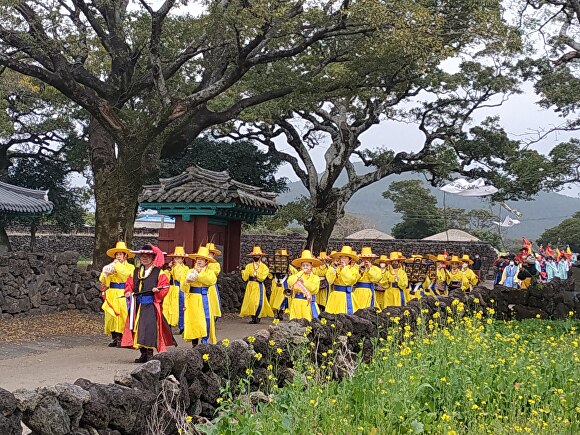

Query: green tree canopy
left=383, top=180, right=444, bottom=239
left=537, top=212, right=580, bottom=253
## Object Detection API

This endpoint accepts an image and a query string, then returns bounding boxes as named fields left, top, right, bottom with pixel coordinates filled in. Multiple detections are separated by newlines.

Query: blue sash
left=190, top=287, right=211, bottom=343
left=334, top=285, right=354, bottom=314
left=110, top=282, right=125, bottom=289
left=136, top=294, right=154, bottom=305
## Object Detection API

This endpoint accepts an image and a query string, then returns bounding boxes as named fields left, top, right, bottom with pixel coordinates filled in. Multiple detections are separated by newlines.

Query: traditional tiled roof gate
left=139, top=165, right=278, bottom=271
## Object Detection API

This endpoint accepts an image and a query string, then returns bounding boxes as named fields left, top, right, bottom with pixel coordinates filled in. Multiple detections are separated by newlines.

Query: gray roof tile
left=0, top=181, right=54, bottom=214
left=139, top=165, right=278, bottom=211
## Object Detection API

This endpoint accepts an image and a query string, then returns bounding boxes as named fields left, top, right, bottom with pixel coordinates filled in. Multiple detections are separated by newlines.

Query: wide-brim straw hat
left=330, top=246, right=359, bottom=261
left=107, top=241, right=134, bottom=259
left=461, top=254, right=474, bottom=265
left=385, top=251, right=406, bottom=262
left=374, top=254, right=389, bottom=265
left=206, top=243, right=222, bottom=256
left=428, top=254, right=449, bottom=264
left=448, top=255, right=462, bottom=264
left=291, top=250, right=322, bottom=268
left=248, top=245, right=267, bottom=257
left=189, top=246, right=216, bottom=263
left=167, top=246, right=187, bottom=257
left=359, top=246, right=377, bottom=258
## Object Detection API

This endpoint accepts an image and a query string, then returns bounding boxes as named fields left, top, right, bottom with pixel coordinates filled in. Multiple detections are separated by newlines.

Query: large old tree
left=0, top=0, right=378, bottom=266
left=222, top=0, right=580, bottom=250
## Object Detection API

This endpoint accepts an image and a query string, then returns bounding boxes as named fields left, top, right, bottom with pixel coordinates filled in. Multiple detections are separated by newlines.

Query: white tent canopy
left=345, top=229, right=395, bottom=240
left=422, top=229, right=481, bottom=242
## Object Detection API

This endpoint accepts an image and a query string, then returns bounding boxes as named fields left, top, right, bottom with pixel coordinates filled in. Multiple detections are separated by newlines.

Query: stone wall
left=0, top=251, right=102, bottom=319
left=1, top=280, right=577, bottom=435
left=7, top=227, right=496, bottom=273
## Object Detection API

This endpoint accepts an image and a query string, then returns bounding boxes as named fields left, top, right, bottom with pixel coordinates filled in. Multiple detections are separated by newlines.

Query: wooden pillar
left=225, top=220, right=241, bottom=272
left=192, top=216, right=209, bottom=251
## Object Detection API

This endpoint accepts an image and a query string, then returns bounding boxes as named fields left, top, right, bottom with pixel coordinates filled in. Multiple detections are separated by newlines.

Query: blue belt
left=136, top=294, right=154, bottom=304
left=334, top=285, right=353, bottom=293
left=248, top=277, right=259, bottom=282
left=354, top=282, right=374, bottom=290
left=190, top=287, right=209, bottom=295
left=110, top=282, right=125, bottom=289
left=173, top=280, right=181, bottom=287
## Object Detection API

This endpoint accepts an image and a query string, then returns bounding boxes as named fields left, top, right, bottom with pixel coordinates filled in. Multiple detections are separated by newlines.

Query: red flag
left=545, top=244, right=555, bottom=258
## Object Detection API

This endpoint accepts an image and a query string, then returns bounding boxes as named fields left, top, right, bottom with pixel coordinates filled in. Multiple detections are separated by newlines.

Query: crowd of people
left=97, top=242, right=486, bottom=362
left=494, top=244, right=577, bottom=290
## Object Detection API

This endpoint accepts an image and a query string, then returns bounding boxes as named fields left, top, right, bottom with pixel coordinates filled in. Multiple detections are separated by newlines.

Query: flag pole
left=443, top=191, right=449, bottom=242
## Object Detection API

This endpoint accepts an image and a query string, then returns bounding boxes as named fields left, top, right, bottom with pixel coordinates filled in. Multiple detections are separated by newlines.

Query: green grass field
left=194, top=307, right=579, bottom=434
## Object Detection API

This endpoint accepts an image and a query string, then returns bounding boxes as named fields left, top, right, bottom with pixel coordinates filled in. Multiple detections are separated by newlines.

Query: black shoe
left=276, top=311, right=284, bottom=321
left=134, top=349, right=148, bottom=363
left=178, top=329, right=184, bottom=335
left=108, top=341, right=118, bottom=347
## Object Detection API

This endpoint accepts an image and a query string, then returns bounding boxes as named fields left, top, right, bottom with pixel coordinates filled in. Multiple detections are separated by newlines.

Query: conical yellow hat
left=359, top=246, right=377, bottom=258
left=461, top=254, right=473, bottom=265
left=449, top=255, right=462, bottom=264
left=189, top=246, right=216, bottom=263
left=385, top=251, right=406, bottom=262
left=106, top=241, right=134, bottom=259
left=167, top=246, right=187, bottom=257
left=248, top=245, right=267, bottom=257
left=291, top=250, right=322, bottom=268
left=206, top=243, right=222, bottom=256
left=330, top=246, right=359, bottom=261
left=374, top=254, right=389, bottom=265
left=317, top=251, right=327, bottom=260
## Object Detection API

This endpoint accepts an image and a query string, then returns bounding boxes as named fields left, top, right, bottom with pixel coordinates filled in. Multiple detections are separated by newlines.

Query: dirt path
left=0, top=312, right=268, bottom=392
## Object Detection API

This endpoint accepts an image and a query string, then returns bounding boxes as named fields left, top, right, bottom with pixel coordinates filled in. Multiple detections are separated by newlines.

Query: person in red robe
left=120, top=244, right=176, bottom=363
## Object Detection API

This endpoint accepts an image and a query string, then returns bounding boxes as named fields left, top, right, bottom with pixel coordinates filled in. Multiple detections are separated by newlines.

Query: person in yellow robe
left=240, top=246, right=274, bottom=323
left=354, top=247, right=382, bottom=308
left=373, top=255, right=390, bottom=309
left=182, top=246, right=218, bottom=345
left=447, top=256, right=470, bottom=292
left=164, top=246, right=189, bottom=331
left=428, top=254, right=449, bottom=296
left=314, top=252, right=331, bottom=311
left=288, top=250, right=321, bottom=321
left=384, top=252, right=409, bottom=307
left=460, top=254, right=478, bottom=291
left=325, top=246, right=360, bottom=315
left=269, top=249, right=297, bottom=320
left=99, top=241, right=135, bottom=347
left=206, top=243, right=223, bottom=319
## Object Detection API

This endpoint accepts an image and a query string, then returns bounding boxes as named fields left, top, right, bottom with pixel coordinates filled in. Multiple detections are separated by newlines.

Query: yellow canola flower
left=202, top=353, right=209, bottom=361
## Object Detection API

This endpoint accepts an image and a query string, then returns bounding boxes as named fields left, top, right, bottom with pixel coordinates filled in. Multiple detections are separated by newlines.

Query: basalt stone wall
left=6, top=234, right=158, bottom=260
left=241, top=234, right=497, bottom=274
left=1, top=282, right=578, bottom=435
left=0, top=251, right=103, bottom=319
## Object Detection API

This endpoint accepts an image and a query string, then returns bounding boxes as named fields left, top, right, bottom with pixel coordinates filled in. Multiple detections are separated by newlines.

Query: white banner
left=493, top=216, right=520, bottom=228
left=440, top=178, right=498, bottom=197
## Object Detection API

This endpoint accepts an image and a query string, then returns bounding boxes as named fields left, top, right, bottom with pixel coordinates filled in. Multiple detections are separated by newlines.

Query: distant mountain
left=277, top=165, right=579, bottom=239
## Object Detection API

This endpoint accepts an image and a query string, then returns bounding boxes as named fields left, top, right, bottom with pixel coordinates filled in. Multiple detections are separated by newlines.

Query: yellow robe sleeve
left=326, top=266, right=338, bottom=285
left=365, top=265, right=382, bottom=283
left=256, top=263, right=270, bottom=282
left=377, top=270, right=390, bottom=289
left=396, top=268, right=408, bottom=289
left=208, top=262, right=221, bottom=276
left=99, top=261, right=134, bottom=285
left=172, top=264, right=190, bottom=284
left=466, top=269, right=478, bottom=286
left=288, top=273, right=320, bottom=294
left=289, top=265, right=298, bottom=275
left=338, top=266, right=359, bottom=286
left=241, top=263, right=251, bottom=282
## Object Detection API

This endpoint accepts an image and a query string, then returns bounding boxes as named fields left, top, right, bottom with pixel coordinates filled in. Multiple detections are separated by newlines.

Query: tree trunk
left=0, top=224, right=11, bottom=254
left=305, top=207, right=340, bottom=253
left=90, top=118, right=143, bottom=269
